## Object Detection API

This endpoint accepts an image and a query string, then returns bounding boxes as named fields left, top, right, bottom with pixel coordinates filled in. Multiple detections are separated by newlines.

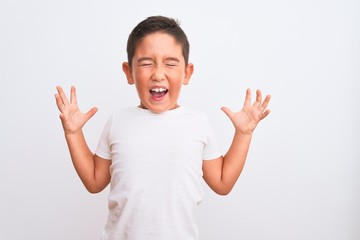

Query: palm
left=222, top=89, right=271, bottom=134
left=55, top=86, right=98, bottom=134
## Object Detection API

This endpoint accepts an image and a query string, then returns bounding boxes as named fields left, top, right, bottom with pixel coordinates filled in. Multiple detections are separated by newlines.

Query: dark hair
left=126, top=16, right=190, bottom=66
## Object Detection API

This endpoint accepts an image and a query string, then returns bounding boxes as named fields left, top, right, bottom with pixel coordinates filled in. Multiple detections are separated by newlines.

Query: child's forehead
left=137, top=32, right=178, bottom=47
left=134, top=32, right=183, bottom=55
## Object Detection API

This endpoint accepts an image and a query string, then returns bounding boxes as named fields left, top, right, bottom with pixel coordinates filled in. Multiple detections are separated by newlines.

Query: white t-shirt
left=96, top=106, right=221, bottom=240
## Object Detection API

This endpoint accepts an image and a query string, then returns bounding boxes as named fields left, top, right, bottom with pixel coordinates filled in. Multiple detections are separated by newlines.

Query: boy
left=55, top=16, right=271, bottom=240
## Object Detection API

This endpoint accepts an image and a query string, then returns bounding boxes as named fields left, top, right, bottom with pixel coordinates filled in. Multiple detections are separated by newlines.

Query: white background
left=0, top=0, right=359, bottom=239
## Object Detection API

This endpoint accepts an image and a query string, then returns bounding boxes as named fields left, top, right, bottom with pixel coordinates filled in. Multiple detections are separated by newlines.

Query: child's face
left=123, top=32, right=193, bottom=113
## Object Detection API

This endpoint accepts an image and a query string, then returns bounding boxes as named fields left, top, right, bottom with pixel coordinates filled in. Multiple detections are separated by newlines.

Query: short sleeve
left=202, top=117, right=222, bottom=160
left=95, top=115, right=113, bottom=160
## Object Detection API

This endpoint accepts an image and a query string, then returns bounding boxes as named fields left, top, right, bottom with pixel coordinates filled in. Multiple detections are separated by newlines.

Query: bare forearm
left=56, top=86, right=109, bottom=193
left=204, top=89, right=270, bottom=195
left=65, top=131, right=97, bottom=191
left=221, top=132, right=252, bottom=192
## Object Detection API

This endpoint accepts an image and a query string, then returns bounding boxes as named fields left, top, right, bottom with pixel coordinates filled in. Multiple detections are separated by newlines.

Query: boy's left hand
left=221, top=89, right=271, bottom=135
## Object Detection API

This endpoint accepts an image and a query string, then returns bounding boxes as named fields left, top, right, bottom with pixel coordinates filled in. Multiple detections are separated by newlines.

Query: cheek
left=133, top=71, right=150, bottom=87
left=133, top=70, right=146, bottom=80
left=169, top=81, right=183, bottom=96
left=167, top=69, right=186, bottom=82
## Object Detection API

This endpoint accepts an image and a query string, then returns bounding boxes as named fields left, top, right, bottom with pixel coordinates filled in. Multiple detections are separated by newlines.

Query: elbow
left=87, top=188, right=102, bottom=194
left=81, top=177, right=109, bottom=194
left=85, top=186, right=100, bottom=194
left=215, top=189, right=231, bottom=196
left=84, top=183, right=104, bottom=194
left=212, top=185, right=233, bottom=196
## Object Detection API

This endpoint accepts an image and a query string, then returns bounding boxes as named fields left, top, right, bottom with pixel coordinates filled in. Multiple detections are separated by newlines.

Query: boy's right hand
left=55, top=86, right=98, bottom=135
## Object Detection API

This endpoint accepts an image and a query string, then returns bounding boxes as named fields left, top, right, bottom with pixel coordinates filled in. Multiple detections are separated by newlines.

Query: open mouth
left=150, top=87, right=168, bottom=98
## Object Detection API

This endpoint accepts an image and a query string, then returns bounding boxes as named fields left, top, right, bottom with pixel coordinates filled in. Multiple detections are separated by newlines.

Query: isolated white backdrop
left=0, top=0, right=359, bottom=239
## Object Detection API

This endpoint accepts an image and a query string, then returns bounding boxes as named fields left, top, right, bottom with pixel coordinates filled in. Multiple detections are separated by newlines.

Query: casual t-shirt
left=96, top=106, right=221, bottom=240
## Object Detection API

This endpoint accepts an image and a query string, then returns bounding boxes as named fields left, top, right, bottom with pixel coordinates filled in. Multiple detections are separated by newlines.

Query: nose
left=151, top=65, right=166, bottom=82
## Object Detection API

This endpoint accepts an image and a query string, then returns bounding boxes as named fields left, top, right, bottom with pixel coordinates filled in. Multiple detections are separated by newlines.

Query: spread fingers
left=259, top=94, right=271, bottom=112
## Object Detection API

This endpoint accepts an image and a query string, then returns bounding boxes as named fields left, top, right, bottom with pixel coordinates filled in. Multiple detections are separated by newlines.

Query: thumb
left=221, top=106, right=233, bottom=120
left=84, top=107, right=98, bottom=121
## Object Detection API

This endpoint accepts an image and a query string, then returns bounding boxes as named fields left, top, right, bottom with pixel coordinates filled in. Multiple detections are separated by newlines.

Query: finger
left=70, top=85, right=77, bottom=104
left=260, top=109, right=271, bottom=120
left=56, top=86, right=70, bottom=105
left=221, top=106, right=234, bottom=120
left=59, top=112, right=65, bottom=121
left=259, top=94, right=271, bottom=112
left=55, top=93, right=65, bottom=112
left=84, top=107, right=98, bottom=121
left=244, top=88, right=251, bottom=106
left=253, top=89, right=262, bottom=107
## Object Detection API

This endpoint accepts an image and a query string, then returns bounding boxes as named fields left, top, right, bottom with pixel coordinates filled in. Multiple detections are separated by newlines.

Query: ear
left=183, top=63, right=194, bottom=85
left=122, top=62, right=134, bottom=85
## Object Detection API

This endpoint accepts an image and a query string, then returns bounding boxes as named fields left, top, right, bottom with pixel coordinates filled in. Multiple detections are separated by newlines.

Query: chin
left=139, top=104, right=165, bottom=114
left=140, top=97, right=179, bottom=113
left=147, top=104, right=178, bottom=114
left=151, top=106, right=171, bottom=114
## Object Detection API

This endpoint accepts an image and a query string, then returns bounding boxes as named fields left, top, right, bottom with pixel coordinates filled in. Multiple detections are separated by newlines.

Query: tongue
left=151, top=91, right=166, bottom=97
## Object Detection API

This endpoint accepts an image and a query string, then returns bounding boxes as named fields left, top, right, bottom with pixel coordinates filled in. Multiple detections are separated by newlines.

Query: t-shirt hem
left=95, top=149, right=112, bottom=160
left=203, top=152, right=222, bottom=161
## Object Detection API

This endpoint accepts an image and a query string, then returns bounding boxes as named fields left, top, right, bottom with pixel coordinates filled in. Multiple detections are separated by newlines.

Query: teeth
left=151, top=88, right=167, bottom=92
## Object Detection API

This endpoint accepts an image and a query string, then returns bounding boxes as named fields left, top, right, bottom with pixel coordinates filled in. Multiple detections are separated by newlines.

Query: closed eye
left=137, top=57, right=154, bottom=67
left=140, top=63, right=153, bottom=67
left=165, top=61, right=179, bottom=67
left=164, top=57, right=180, bottom=67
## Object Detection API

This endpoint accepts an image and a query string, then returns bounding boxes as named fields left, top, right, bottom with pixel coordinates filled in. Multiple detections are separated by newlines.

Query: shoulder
left=102, top=107, right=140, bottom=129
left=109, top=107, right=144, bottom=120
left=180, top=106, right=206, bottom=117
left=112, top=107, right=138, bottom=116
left=176, top=107, right=212, bottom=128
left=181, top=107, right=210, bottom=121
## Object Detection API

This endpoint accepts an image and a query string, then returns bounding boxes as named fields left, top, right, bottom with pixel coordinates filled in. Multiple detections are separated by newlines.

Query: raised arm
left=55, top=86, right=111, bottom=193
left=202, top=89, right=271, bottom=195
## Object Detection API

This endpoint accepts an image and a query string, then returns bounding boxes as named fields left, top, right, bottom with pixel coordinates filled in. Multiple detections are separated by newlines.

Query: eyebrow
left=136, top=57, right=180, bottom=63
left=163, top=57, right=180, bottom=62
left=137, top=57, right=153, bottom=63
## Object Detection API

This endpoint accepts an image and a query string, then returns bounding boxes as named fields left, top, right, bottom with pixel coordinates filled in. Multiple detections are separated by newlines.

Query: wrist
left=235, top=128, right=253, bottom=136
left=234, top=130, right=253, bottom=139
left=64, top=129, right=83, bottom=137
